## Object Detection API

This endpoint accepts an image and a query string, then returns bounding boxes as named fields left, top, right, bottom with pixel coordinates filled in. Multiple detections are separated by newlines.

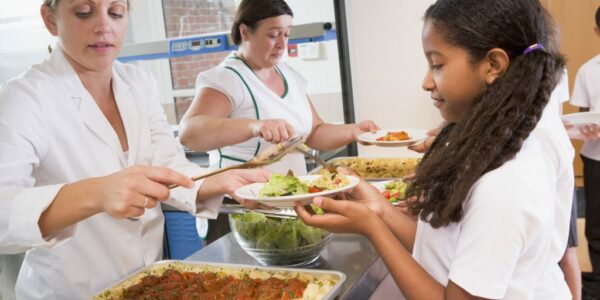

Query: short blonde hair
left=42, top=0, right=59, bottom=11
left=43, top=0, right=130, bottom=11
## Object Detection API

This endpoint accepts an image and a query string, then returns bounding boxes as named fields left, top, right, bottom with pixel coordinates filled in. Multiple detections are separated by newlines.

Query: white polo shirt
left=571, top=54, right=600, bottom=160
left=371, top=71, right=574, bottom=300
left=412, top=111, right=574, bottom=299
left=550, top=69, right=570, bottom=110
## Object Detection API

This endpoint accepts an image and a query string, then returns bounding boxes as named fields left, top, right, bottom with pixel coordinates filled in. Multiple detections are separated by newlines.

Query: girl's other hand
left=95, top=166, right=194, bottom=219
left=408, top=126, right=439, bottom=153
left=335, top=167, right=391, bottom=218
left=295, top=197, right=382, bottom=236
left=249, top=119, right=295, bottom=143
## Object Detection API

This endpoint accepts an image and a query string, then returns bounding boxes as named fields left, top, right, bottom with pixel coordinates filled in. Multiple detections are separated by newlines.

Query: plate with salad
left=235, top=172, right=360, bottom=207
left=371, top=179, right=410, bottom=205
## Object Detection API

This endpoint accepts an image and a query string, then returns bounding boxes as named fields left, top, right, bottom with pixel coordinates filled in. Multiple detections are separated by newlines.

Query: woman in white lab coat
left=178, top=0, right=379, bottom=175
left=0, top=0, right=268, bottom=299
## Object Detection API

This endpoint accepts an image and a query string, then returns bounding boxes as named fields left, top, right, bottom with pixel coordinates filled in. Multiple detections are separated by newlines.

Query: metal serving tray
left=310, top=156, right=421, bottom=181
left=93, top=260, right=346, bottom=300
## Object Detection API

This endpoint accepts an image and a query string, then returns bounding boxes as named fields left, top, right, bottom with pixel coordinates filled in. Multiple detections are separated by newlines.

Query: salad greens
left=258, top=172, right=349, bottom=197
left=258, top=174, right=308, bottom=197
left=383, top=179, right=409, bottom=202
left=231, top=211, right=328, bottom=250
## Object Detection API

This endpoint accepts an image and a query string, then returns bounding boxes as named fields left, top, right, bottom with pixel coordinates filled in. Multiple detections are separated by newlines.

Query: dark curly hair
left=407, top=0, right=565, bottom=228
left=231, top=0, right=293, bottom=45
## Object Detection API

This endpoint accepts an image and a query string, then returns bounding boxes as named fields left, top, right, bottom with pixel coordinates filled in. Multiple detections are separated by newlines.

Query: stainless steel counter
left=186, top=233, right=388, bottom=299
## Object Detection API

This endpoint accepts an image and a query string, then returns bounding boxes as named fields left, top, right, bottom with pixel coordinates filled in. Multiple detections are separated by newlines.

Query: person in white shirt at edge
left=567, top=7, right=600, bottom=297
left=0, top=0, right=271, bottom=299
left=177, top=0, right=379, bottom=239
left=295, top=0, right=574, bottom=299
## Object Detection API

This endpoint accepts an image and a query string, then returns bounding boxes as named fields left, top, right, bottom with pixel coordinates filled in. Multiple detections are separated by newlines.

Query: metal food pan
left=310, top=156, right=421, bottom=180
left=93, top=260, right=346, bottom=300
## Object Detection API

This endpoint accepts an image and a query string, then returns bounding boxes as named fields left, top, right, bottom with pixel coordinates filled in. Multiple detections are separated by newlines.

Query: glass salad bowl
left=228, top=211, right=332, bottom=267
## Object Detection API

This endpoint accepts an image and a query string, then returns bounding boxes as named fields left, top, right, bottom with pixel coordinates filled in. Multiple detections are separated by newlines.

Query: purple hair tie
left=523, top=43, right=545, bottom=55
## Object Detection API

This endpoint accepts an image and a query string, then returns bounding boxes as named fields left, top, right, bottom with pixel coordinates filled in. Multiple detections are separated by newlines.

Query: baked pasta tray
left=93, top=260, right=346, bottom=300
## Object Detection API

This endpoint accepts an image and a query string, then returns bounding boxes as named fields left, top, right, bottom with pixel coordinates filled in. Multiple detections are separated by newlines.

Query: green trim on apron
left=224, top=66, right=260, bottom=120
left=219, top=65, right=262, bottom=167
left=229, top=55, right=289, bottom=99
left=274, top=66, right=289, bottom=98
left=218, top=148, right=248, bottom=168
left=230, top=56, right=259, bottom=79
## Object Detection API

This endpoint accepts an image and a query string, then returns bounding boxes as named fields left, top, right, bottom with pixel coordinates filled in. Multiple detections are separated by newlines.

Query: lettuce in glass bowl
left=229, top=211, right=332, bottom=266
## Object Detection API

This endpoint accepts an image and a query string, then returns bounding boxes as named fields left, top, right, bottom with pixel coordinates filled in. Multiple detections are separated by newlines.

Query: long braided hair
left=407, top=0, right=565, bottom=228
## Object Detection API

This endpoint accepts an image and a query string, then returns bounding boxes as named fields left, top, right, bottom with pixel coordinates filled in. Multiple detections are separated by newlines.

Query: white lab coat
left=0, top=46, right=222, bottom=299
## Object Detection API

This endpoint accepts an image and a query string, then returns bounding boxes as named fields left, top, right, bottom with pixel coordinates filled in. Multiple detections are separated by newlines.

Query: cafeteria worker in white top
left=178, top=0, right=379, bottom=175
left=0, top=1, right=268, bottom=299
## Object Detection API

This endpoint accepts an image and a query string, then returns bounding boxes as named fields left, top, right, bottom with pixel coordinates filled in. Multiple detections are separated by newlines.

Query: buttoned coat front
left=0, top=46, right=220, bottom=299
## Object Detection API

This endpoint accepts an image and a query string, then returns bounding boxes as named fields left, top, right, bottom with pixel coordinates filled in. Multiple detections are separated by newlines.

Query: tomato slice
left=382, top=190, right=391, bottom=199
left=308, top=186, right=324, bottom=193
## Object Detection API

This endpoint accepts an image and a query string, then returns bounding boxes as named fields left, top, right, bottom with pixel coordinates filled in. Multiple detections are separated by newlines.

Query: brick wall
left=162, top=0, right=236, bottom=121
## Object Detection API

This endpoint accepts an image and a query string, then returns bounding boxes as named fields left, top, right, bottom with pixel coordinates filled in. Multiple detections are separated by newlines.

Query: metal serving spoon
left=127, top=136, right=304, bottom=222
left=294, top=143, right=339, bottom=173
left=219, top=204, right=297, bottom=219
left=168, top=135, right=304, bottom=189
left=294, top=143, right=328, bottom=169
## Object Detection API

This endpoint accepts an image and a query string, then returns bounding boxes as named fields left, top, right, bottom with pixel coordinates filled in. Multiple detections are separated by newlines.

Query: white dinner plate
left=358, top=129, right=428, bottom=147
left=370, top=180, right=392, bottom=192
left=369, top=180, right=408, bottom=207
left=561, top=112, right=600, bottom=126
left=234, top=175, right=360, bottom=207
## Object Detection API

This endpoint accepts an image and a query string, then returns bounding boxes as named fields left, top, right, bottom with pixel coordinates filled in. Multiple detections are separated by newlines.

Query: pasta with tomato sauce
left=94, top=261, right=342, bottom=300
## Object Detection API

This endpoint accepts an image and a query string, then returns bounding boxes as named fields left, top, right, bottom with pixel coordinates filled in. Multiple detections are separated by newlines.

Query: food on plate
left=259, top=173, right=308, bottom=197
left=94, top=261, right=341, bottom=300
left=259, top=171, right=349, bottom=197
left=309, top=171, right=350, bottom=192
left=382, top=179, right=409, bottom=203
left=376, top=131, right=410, bottom=141
left=231, top=211, right=328, bottom=250
left=318, top=157, right=420, bottom=179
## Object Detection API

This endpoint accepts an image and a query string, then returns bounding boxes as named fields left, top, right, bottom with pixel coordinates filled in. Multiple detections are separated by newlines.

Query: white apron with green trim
left=208, top=55, right=313, bottom=175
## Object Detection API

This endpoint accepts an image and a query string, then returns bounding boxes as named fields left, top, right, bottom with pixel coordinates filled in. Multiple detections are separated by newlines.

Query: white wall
left=345, top=0, right=442, bottom=157
left=128, top=0, right=178, bottom=122
left=283, top=0, right=344, bottom=123
left=0, top=1, right=56, bottom=83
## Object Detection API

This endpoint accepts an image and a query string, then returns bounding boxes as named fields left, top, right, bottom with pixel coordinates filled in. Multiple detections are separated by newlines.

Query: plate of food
left=371, top=179, right=410, bottom=206
left=358, top=129, right=428, bottom=147
left=235, top=172, right=360, bottom=207
left=561, top=112, right=600, bottom=126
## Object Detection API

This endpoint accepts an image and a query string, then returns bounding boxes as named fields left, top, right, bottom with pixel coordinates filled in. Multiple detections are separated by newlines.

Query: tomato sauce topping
left=120, top=269, right=307, bottom=300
